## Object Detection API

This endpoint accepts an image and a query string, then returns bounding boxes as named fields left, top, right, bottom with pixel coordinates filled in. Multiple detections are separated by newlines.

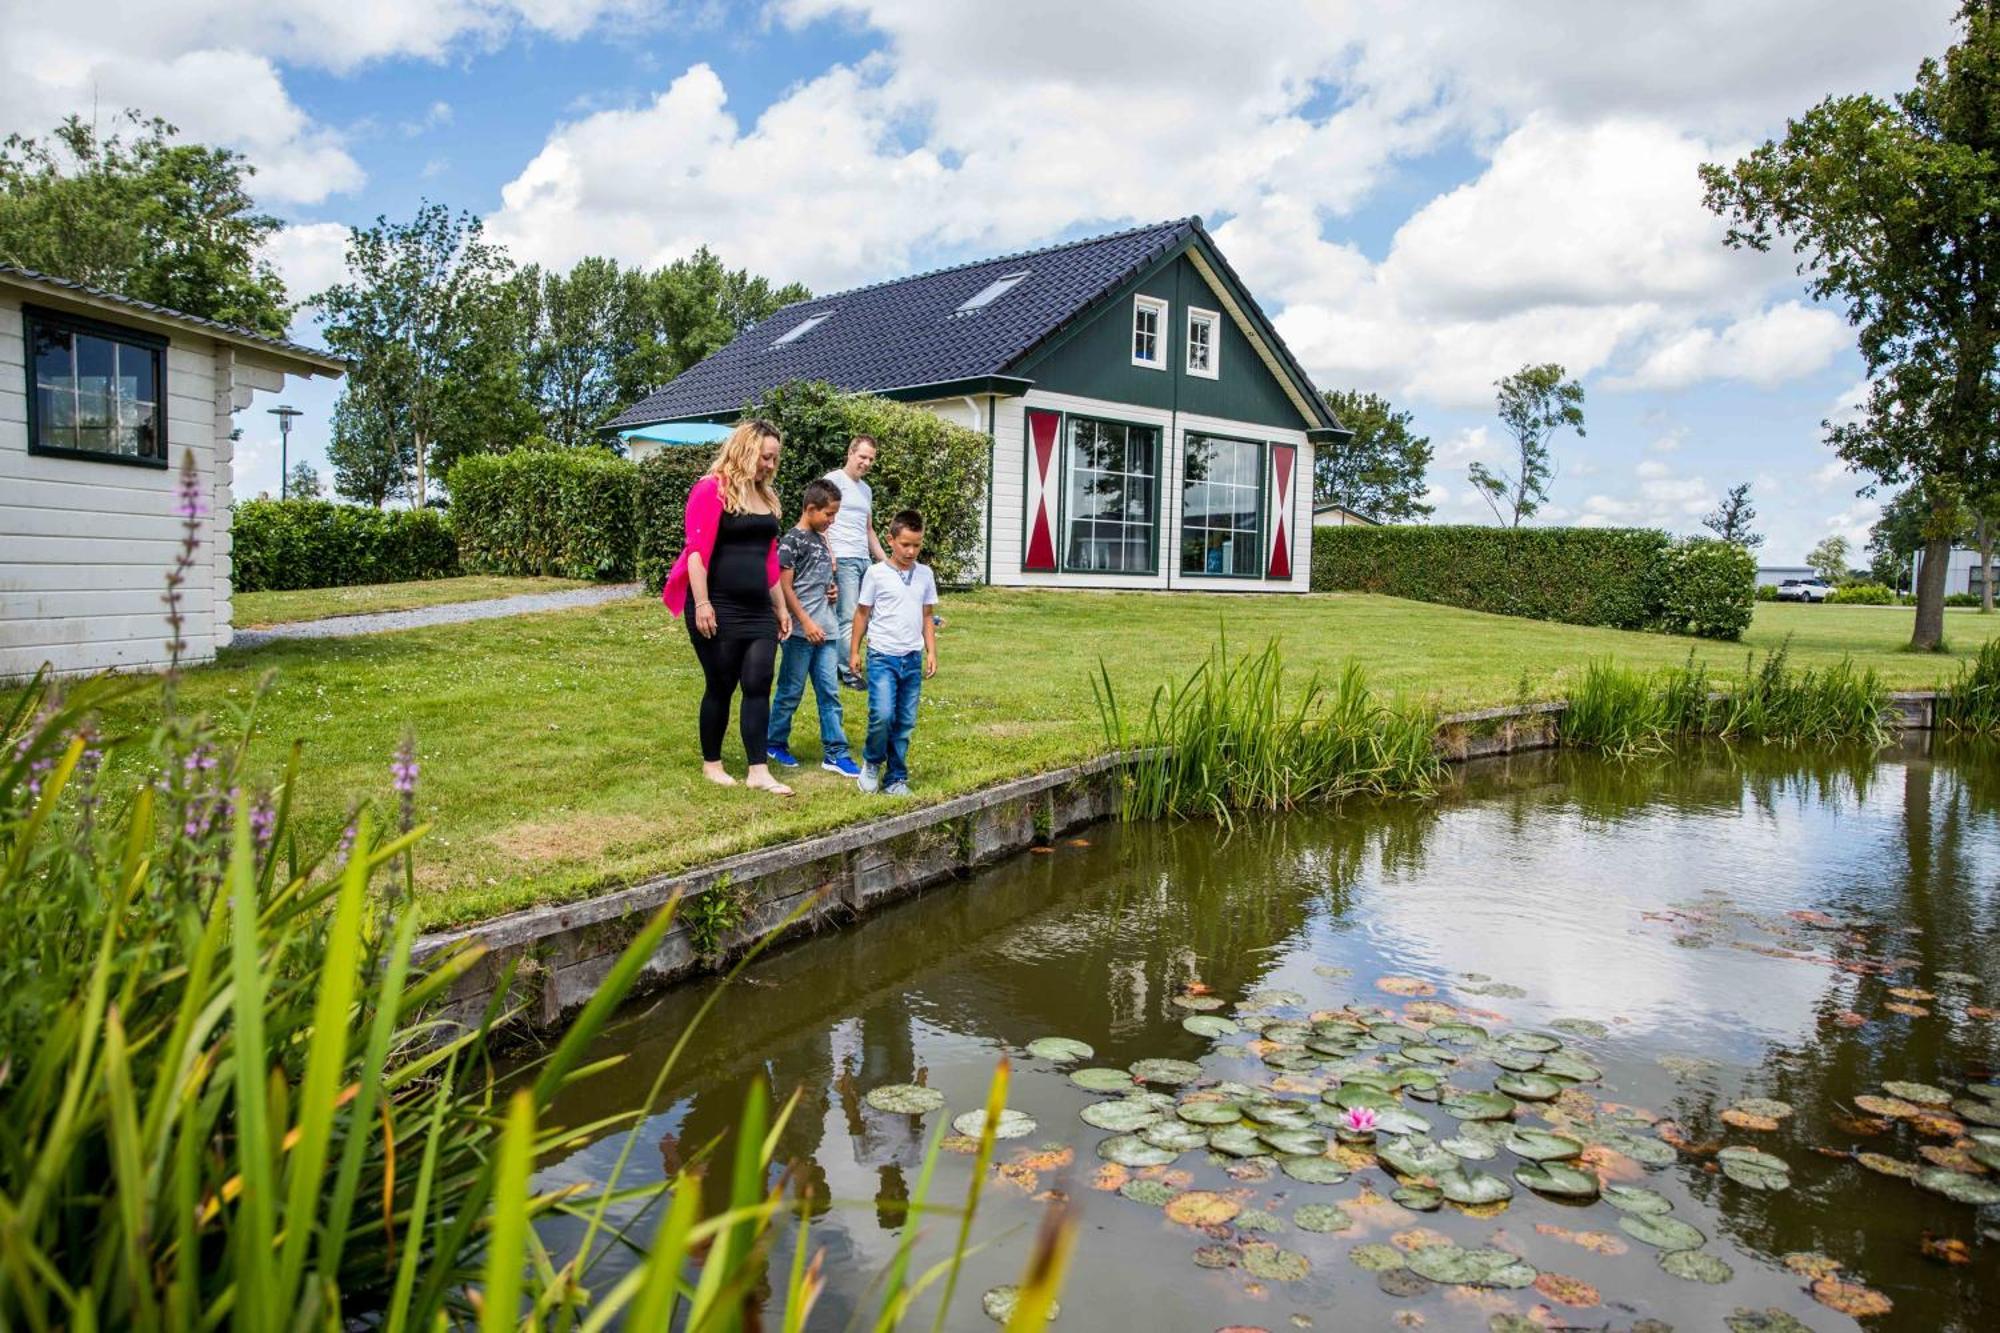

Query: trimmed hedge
left=1827, top=581, right=1893, bottom=605
left=447, top=450, right=638, bottom=580
left=634, top=450, right=713, bottom=595
left=230, top=499, right=459, bottom=593
left=1310, top=525, right=1757, bottom=640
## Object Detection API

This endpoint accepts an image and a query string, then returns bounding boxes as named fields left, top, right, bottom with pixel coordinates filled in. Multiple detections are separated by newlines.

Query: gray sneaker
left=882, top=780, right=913, bottom=797
left=857, top=762, right=881, bottom=794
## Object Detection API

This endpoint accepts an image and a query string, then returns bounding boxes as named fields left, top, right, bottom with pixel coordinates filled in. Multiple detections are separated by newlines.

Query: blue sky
left=3, top=1, right=1965, bottom=563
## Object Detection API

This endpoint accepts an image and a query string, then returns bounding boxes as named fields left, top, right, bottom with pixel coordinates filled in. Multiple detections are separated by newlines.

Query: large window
left=1064, top=416, right=1159, bottom=573
left=1180, top=434, right=1263, bottom=577
left=26, top=308, right=167, bottom=467
left=1132, top=295, right=1167, bottom=369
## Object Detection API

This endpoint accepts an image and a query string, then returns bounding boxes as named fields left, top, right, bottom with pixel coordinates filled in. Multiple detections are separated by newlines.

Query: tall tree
left=515, top=257, right=637, bottom=446
left=1701, top=483, right=1766, bottom=548
left=1470, top=363, right=1584, bottom=527
left=1701, top=1, right=2000, bottom=649
left=1866, top=488, right=1929, bottom=589
left=314, top=203, right=535, bottom=501
left=0, top=110, right=288, bottom=335
left=1316, top=390, right=1434, bottom=522
left=326, top=377, right=413, bottom=507
left=1807, top=534, right=1852, bottom=585
left=285, top=461, right=323, bottom=499
left=614, top=247, right=810, bottom=406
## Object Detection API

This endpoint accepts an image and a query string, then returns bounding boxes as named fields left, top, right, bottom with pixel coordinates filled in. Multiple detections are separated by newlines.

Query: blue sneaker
left=822, top=754, right=862, bottom=778
left=858, top=762, right=881, bottom=794
left=766, top=744, right=800, bottom=768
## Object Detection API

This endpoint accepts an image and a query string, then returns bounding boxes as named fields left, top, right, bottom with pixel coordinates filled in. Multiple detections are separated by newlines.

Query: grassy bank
left=70, top=592, right=2000, bottom=929
left=233, top=574, right=599, bottom=625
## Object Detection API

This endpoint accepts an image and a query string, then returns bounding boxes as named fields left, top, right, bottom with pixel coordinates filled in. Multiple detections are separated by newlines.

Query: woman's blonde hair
left=708, top=419, right=783, bottom=515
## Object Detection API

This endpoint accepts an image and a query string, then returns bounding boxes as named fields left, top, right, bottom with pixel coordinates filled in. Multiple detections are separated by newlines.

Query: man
left=824, top=435, right=888, bottom=688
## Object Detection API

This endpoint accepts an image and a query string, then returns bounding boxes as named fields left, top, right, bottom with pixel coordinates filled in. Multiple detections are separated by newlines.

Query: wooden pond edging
left=415, top=690, right=1943, bottom=1033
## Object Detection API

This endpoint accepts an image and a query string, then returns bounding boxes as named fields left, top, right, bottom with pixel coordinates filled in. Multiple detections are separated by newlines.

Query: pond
left=537, top=742, right=2000, bottom=1330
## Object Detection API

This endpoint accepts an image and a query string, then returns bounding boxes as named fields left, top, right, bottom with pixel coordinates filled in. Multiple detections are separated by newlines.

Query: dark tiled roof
left=0, top=264, right=347, bottom=373
left=608, top=218, right=1199, bottom=427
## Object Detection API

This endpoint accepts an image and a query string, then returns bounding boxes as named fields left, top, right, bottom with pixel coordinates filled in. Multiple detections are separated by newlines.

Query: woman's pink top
left=662, top=474, right=780, bottom=616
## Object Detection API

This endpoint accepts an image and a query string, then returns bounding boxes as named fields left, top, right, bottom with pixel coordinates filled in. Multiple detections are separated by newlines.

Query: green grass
left=233, top=575, right=599, bottom=626
left=74, top=592, right=2000, bottom=930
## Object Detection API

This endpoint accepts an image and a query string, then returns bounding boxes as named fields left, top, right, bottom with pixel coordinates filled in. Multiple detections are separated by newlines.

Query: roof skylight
left=770, top=311, right=832, bottom=347
left=954, top=271, right=1030, bottom=315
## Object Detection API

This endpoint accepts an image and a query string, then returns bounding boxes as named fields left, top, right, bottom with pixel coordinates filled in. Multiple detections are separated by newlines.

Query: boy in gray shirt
left=766, top=479, right=861, bottom=776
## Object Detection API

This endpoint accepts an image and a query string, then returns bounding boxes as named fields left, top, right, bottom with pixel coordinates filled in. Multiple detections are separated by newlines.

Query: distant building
left=1311, top=502, right=1379, bottom=527
left=1911, top=546, right=1988, bottom=598
left=1755, top=565, right=1815, bottom=589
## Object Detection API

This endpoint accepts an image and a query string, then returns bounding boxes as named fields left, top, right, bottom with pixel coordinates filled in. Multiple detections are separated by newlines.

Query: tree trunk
left=1913, top=531, right=1954, bottom=651
left=1980, top=520, right=1994, bottom=614
left=414, top=431, right=428, bottom=510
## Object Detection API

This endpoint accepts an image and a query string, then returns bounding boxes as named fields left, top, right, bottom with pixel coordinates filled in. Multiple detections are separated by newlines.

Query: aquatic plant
left=1341, top=1106, right=1379, bottom=1134
left=1935, top=637, right=2000, bottom=733
left=1095, top=636, right=1442, bottom=824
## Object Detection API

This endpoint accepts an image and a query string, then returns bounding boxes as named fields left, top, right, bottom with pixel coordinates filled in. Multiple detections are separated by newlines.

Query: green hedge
left=230, top=499, right=459, bottom=592
left=1310, top=525, right=1756, bottom=640
left=634, top=450, right=714, bottom=595
left=1827, top=581, right=1893, bottom=605
left=447, top=450, right=638, bottom=580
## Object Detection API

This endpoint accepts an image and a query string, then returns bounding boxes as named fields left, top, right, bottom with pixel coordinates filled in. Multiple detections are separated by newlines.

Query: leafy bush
left=231, top=498, right=459, bottom=592
left=1754, top=583, right=1778, bottom=602
left=1827, top=581, right=1894, bottom=605
left=1652, top=537, right=1757, bottom=640
left=634, top=448, right=714, bottom=594
left=448, top=448, right=638, bottom=580
left=1946, top=591, right=1983, bottom=607
left=1310, top=525, right=1671, bottom=629
left=748, top=381, right=991, bottom=584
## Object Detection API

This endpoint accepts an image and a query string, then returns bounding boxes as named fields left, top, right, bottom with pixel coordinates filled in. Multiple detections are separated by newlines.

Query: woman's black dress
left=706, top=508, right=780, bottom=640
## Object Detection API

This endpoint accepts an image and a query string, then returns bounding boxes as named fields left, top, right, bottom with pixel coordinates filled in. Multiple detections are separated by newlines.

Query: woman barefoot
left=662, top=419, right=796, bottom=795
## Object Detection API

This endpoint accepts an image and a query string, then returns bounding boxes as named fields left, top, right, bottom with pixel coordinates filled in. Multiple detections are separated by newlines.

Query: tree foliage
left=1316, top=390, right=1434, bottom=522
left=615, top=248, right=811, bottom=407
left=1470, top=363, right=1584, bottom=528
left=1701, top=483, right=1765, bottom=548
left=0, top=110, right=288, bottom=335
left=1806, top=535, right=1852, bottom=584
left=1701, top=1, right=2000, bottom=648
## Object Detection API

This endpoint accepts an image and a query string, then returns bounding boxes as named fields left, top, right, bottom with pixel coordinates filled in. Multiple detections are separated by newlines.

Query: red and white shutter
left=1024, top=408, right=1060, bottom=572
left=1266, top=442, right=1296, bottom=580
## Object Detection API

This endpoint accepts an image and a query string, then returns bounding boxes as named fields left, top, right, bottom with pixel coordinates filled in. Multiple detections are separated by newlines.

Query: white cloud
left=1637, top=459, right=1671, bottom=480
left=261, top=221, right=353, bottom=316
left=1813, top=459, right=1857, bottom=490
left=1611, top=301, right=1851, bottom=390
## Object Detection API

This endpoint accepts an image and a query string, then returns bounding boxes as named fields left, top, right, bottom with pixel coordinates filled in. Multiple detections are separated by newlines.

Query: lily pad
left=1349, top=1243, right=1405, bottom=1272
left=1392, top=1184, right=1442, bottom=1211
left=1141, top=1120, right=1210, bottom=1152
left=1495, top=1072, right=1563, bottom=1102
left=1880, top=1080, right=1950, bottom=1106
left=1718, top=1146, right=1792, bottom=1192
left=1294, top=1203, right=1353, bottom=1232
left=1660, top=1249, right=1734, bottom=1284
left=1279, top=1153, right=1348, bottom=1184
left=1025, top=1036, right=1095, bottom=1064
left=1438, top=1166, right=1514, bottom=1205
left=1176, top=1100, right=1244, bottom=1126
left=1441, top=1134, right=1499, bottom=1161
left=1069, top=1067, right=1135, bottom=1093
left=1377, top=1267, right=1433, bottom=1298
left=1429, top=1022, right=1487, bottom=1045
left=1235, top=1208, right=1284, bottom=1233
left=1378, top=1135, right=1455, bottom=1177
left=1405, top=1243, right=1538, bottom=1289
left=1594, top=1130, right=1677, bottom=1168
left=1725, top=1311, right=1815, bottom=1333
left=1441, top=1091, right=1516, bottom=1121
left=1602, top=1183, right=1673, bottom=1214
left=1119, top=1178, right=1181, bottom=1206
left=1514, top=1161, right=1599, bottom=1199
left=1619, top=1213, right=1706, bottom=1251
left=1490, top=1048, right=1546, bottom=1073
left=1129, top=1058, right=1203, bottom=1087
left=1855, top=1151, right=1918, bottom=1179
left=1097, top=1133, right=1177, bottom=1167
left=1331, top=1085, right=1401, bottom=1112
left=1172, top=994, right=1225, bottom=1011
left=1164, top=1190, right=1242, bottom=1227
left=1550, top=1017, right=1609, bottom=1038
left=1189, top=1244, right=1237, bottom=1270
left=1182, top=1015, right=1239, bottom=1038
left=1208, top=1125, right=1264, bottom=1157
left=1374, top=1107, right=1434, bottom=1136
left=1260, top=1128, right=1328, bottom=1156
left=1537, top=1052, right=1603, bottom=1082
left=1729, top=1096, right=1795, bottom=1121
left=864, top=1084, right=946, bottom=1115
left=980, top=1285, right=1057, bottom=1323
left=1246, top=988, right=1307, bottom=1008
left=1080, top=1100, right=1161, bottom=1133
left=1506, top=1128, right=1584, bottom=1162
left=1243, top=1101, right=1312, bottom=1127
left=1917, top=1166, right=2000, bottom=1204
left=1954, top=1098, right=2000, bottom=1127
left=1241, top=1243, right=1311, bottom=1282
left=954, top=1109, right=1036, bottom=1140
left=1501, top=1031, right=1563, bottom=1053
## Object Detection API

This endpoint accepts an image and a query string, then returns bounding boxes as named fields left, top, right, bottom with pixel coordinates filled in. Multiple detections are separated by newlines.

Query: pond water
left=537, top=742, right=2000, bottom=1330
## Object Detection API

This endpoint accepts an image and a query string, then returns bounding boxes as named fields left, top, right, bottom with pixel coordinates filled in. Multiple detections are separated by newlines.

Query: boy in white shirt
left=848, top=509, right=937, bottom=797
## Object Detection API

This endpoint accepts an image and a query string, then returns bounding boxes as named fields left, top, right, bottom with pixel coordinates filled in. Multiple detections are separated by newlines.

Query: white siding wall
left=0, top=290, right=270, bottom=678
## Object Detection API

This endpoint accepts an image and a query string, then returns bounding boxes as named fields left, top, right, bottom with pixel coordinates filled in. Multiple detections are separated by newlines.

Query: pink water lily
left=1342, top=1106, right=1379, bottom=1134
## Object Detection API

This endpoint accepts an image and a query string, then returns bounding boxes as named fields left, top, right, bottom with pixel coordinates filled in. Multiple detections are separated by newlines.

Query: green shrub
left=1827, top=581, right=1894, bottom=605
left=231, top=498, right=459, bottom=592
left=1652, top=537, right=1757, bottom=640
left=747, top=381, right=991, bottom=584
left=1310, top=525, right=1671, bottom=629
left=1754, top=583, right=1778, bottom=601
left=1938, top=638, right=2000, bottom=732
left=633, top=448, right=714, bottom=594
left=1946, top=591, right=1983, bottom=607
left=448, top=449, right=638, bottom=580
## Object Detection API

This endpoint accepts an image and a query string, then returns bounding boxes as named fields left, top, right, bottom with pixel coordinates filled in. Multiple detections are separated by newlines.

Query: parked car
left=1773, top=578, right=1832, bottom=603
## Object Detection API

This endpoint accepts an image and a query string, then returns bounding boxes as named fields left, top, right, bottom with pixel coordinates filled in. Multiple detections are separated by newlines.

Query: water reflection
left=538, top=740, right=2000, bottom=1329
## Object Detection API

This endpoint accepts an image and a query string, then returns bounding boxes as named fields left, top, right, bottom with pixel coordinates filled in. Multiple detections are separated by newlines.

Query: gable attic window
left=770, top=311, right=832, bottom=347
left=25, top=306, right=168, bottom=468
left=955, top=271, right=1029, bottom=315
left=1132, top=294, right=1168, bottom=369
left=1186, top=307, right=1219, bottom=379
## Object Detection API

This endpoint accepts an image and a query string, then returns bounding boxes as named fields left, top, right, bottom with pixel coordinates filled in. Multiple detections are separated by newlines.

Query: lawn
left=76, top=591, right=2000, bottom=930
left=233, top=575, right=596, bottom=626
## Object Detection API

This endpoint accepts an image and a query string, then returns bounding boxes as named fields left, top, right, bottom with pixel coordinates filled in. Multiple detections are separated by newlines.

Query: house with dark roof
left=609, top=217, right=1347, bottom=593
left=2, top=266, right=346, bottom=676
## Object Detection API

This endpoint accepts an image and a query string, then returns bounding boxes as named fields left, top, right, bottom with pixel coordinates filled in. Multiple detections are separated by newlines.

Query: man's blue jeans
left=769, top=632, right=848, bottom=759
left=834, top=556, right=870, bottom=675
left=863, top=649, right=923, bottom=785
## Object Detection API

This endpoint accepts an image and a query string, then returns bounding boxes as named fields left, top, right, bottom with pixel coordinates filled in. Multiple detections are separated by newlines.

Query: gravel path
left=230, top=583, right=642, bottom=649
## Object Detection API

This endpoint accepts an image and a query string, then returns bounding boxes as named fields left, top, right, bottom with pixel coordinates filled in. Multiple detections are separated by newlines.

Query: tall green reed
left=1936, top=638, right=2000, bottom=733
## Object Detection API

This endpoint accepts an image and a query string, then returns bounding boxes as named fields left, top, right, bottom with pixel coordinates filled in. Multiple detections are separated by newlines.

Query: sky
left=0, top=0, right=1966, bottom=564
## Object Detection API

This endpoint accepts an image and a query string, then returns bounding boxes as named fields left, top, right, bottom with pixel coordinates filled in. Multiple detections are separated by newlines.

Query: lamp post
left=268, top=404, right=302, bottom=498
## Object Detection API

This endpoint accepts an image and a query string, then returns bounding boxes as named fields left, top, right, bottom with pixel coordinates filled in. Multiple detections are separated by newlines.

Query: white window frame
left=1131, top=294, right=1168, bottom=370
left=1185, top=307, right=1219, bottom=379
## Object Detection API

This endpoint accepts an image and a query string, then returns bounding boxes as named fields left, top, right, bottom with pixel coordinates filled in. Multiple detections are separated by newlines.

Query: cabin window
left=1064, top=415, right=1158, bottom=573
left=1180, top=434, right=1263, bottom=576
left=25, top=307, right=168, bottom=468
left=1131, top=295, right=1167, bottom=369
left=1186, top=307, right=1219, bottom=379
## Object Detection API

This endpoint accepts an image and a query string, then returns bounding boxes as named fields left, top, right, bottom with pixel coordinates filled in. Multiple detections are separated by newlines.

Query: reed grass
left=1936, top=638, right=2000, bottom=733
left=1095, top=636, right=1442, bottom=824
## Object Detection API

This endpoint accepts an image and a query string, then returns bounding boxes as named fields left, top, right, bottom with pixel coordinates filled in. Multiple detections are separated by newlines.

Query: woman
left=663, top=420, right=795, bottom=794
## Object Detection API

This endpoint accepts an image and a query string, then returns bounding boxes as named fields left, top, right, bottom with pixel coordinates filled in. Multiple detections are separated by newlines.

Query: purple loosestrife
left=162, top=449, right=206, bottom=676
left=392, top=731, right=419, bottom=834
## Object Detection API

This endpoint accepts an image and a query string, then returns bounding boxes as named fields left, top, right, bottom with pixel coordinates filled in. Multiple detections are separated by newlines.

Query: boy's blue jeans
left=768, top=633, right=848, bottom=759
left=863, top=649, right=923, bottom=785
